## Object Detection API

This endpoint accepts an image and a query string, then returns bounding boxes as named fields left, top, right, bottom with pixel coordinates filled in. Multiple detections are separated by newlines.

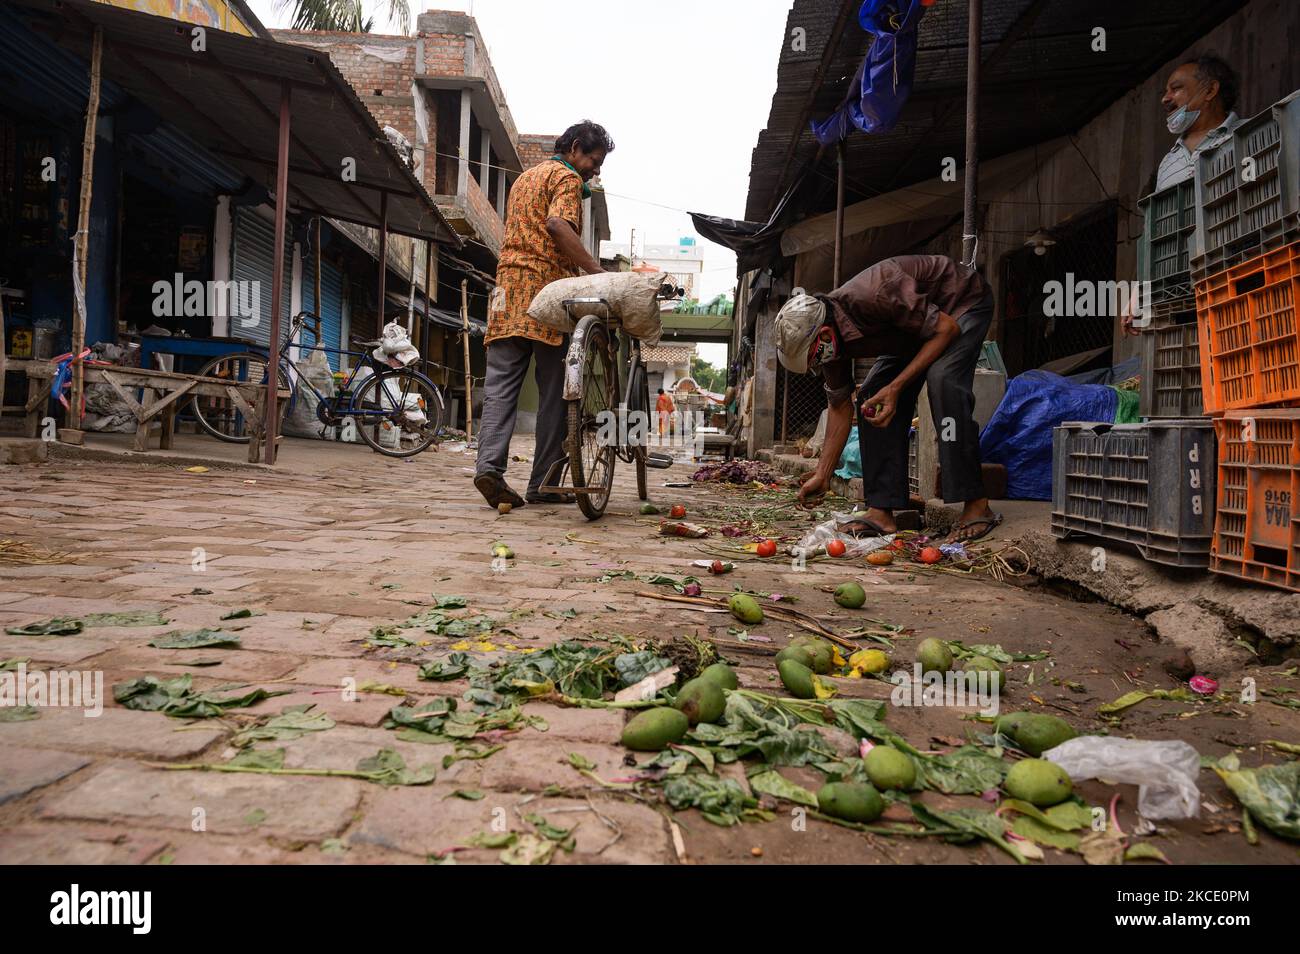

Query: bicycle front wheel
left=628, top=359, right=649, bottom=501
left=351, top=368, right=443, bottom=458
left=567, top=322, right=617, bottom=519
left=192, top=352, right=291, bottom=443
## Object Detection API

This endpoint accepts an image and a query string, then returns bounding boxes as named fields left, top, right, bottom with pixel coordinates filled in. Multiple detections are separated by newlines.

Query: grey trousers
left=475, top=335, right=567, bottom=495
left=858, top=292, right=994, bottom=509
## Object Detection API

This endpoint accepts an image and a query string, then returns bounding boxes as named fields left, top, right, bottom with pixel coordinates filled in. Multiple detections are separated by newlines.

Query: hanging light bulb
left=1025, top=228, right=1056, bottom=256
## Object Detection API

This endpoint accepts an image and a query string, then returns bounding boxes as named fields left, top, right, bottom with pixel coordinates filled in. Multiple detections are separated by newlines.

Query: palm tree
left=275, top=0, right=411, bottom=34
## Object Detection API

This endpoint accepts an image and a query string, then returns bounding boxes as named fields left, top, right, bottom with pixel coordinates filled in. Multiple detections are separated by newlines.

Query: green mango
left=834, top=581, right=866, bottom=609
left=1004, top=758, right=1073, bottom=807
left=962, top=655, right=1005, bottom=692
left=863, top=745, right=916, bottom=791
left=675, top=678, right=726, bottom=725
left=790, top=636, right=833, bottom=674
left=778, top=659, right=817, bottom=699
left=775, top=645, right=816, bottom=669
left=729, top=593, right=764, bottom=625
left=621, top=707, right=689, bottom=751
left=1004, top=713, right=1076, bottom=757
left=916, top=637, right=953, bottom=674
left=817, top=782, right=884, bottom=823
left=698, top=663, right=738, bottom=691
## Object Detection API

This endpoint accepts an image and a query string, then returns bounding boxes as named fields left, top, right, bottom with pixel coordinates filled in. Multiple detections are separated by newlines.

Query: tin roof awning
left=11, top=0, right=461, bottom=246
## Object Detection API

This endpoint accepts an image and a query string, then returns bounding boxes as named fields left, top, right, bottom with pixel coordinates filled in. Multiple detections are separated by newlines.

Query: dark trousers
left=475, top=335, right=567, bottom=496
left=858, top=293, right=994, bottom=509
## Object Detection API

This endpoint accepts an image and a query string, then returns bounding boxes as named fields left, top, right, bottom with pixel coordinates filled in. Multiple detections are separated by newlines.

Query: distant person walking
left=655, top=388, right=675, bottom=437
left=474, top=121, right=613, bottom=508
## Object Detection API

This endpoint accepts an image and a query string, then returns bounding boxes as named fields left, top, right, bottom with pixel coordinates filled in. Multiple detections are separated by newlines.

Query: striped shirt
left=1155, top=112, right=1240, bottom=190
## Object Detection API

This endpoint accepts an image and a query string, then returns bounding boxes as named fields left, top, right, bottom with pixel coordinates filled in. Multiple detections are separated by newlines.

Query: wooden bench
left=7, top=359, right=288, bottom=464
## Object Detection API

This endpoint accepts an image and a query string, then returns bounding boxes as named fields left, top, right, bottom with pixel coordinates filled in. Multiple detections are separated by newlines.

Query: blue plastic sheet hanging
left=811, top=0, right=929, bottom=145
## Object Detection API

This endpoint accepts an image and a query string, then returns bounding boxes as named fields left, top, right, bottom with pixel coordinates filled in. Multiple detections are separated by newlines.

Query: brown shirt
left=817, top=255, right=986, bottom=406
left=488, top=160, right=584, bottom=346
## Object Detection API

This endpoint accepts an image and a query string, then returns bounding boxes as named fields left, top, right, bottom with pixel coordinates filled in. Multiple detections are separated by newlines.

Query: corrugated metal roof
left=746, top=0, right=1250, bottom=223
left=8, top=0, right=461, bottom=245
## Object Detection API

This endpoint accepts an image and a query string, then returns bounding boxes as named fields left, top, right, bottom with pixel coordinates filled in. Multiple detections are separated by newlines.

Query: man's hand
left=860, top=384, right=899, bottom=428
left=798, top=472, right=828, bottom=509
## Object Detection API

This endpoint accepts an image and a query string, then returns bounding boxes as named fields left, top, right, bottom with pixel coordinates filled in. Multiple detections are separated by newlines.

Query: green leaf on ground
left=149, top=629, right=242, bottom=649
left=228, top=748, right=286, bottom=770
left=1099, top=688, right=1196, bottom=714
left=915, top=746, right=1008, bottom=795
left=1124, top=843, right=1170, bottom=863
left=448, top=789, right=485, bottom=800
left=243, top=808, right=267, bottom=827
left=0, top=706, right=41, bottom=722
left=5, top=617, right=82, bottom=636
left=232, top=705, right=335, bottom=748
left=418, top=652, right=474, bottom=681
left=81, top=611, right=169, bottom=628
left=1213, top=757, right=1300, bottom=841
left=355, top=748, right=437, bottom=786
left=0, top=658, right=31, bottom=671
left=219, top=609, right=265, bottom=620
left=748, top=769, right=818, bottom=807
left=113, top=674, right=286, bottom=718
left=910, top=802, right=1027, bottom=864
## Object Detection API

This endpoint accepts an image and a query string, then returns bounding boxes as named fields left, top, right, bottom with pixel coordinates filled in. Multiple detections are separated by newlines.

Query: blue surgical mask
left=1166, top=104, right=1199, bottom=136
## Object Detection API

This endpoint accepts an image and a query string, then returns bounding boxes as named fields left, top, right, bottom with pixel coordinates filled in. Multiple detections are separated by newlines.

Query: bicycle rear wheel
left=192, top=352, right=291, bottom=443
left=628, top=359, right=649, bottom=501
left=352, top=368, right=444, bottom=458
left=567, top=322, right=617, bottom=520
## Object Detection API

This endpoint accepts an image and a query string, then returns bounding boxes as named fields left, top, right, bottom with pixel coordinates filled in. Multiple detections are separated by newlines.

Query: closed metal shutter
left=301, top=259, right=344, bottom=371
left=231, top=208, right=293, bottom=350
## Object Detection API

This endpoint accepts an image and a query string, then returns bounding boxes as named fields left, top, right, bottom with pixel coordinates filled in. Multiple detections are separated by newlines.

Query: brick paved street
left=2, top=437, right=1297, bottom=865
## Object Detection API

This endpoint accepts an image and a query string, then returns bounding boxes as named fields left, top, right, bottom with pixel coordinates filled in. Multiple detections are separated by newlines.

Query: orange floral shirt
left=487, top=160, right=585, bottom=346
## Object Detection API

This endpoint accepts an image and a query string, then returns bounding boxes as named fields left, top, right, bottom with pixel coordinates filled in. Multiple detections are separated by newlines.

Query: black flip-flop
left=947, top=512, right=1003, bottom=543
left=836, top=516, right=894, bottom=538
left=474, top=473, right=526, bottom=509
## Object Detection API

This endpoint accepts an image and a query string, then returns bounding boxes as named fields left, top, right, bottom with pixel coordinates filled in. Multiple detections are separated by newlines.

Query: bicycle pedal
left=644, top=452, right=675, bottom=469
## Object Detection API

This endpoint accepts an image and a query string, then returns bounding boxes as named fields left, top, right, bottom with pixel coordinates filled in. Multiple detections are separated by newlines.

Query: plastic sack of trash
left=372, top=320, right=420, bottom=367
left=1044, top=736, right=1201, bottom=820
left=796, top=511, right=895, bottom=558
left=283, top=344, right=335, bottom=438
left=528, top=270, right=666, bottom=345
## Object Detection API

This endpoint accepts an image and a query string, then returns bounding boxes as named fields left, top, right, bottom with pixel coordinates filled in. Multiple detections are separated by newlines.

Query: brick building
left=276, top=9, right=611, bottom=431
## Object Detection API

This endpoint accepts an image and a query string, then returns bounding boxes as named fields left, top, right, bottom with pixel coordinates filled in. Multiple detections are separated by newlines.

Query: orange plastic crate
left=1195, top=241, right=1300, bottom=412
left=1211, top=409, right=1300, bottom=592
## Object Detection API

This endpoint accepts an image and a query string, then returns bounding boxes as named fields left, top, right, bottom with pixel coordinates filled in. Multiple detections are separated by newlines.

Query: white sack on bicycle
left=283, top=344, right=336, bottom=438
left=373, top=320, right=420, bottom=367
left=527, top=270, right=666, bottom=345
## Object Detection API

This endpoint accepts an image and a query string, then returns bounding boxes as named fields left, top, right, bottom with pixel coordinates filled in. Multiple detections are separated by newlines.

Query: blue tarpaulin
left=811, top=0, right=928, bottom=144
left=979, top=370, right=1120, bottom=501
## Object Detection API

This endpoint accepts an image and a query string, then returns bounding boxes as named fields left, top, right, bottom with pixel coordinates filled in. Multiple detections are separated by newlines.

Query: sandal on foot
left=947, top=512, right=1003, bottom=543
left=836, top=516, right=895, bottom=538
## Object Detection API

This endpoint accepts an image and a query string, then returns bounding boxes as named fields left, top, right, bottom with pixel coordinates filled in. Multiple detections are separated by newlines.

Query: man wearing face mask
left=1155, top=53, right=1241, bottom=190
left=1123, top=54, right=1241, bottom=335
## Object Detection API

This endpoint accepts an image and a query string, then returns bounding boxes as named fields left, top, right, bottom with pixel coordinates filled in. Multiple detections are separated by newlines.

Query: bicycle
left=189, top=311, right=447, bottom=458
left=539, top=285, right=682, bottom=520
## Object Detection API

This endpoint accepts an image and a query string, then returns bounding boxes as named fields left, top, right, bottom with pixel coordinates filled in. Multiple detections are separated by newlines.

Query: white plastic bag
left=528, top=270, right=666, bottom=344
left=372, top=320, right=420, bottom=367
left=1044, top=736, right=1201, bottom=820
left=795, top=511, right=896, bottom=558
left=283, top=344, right=335, bottom=438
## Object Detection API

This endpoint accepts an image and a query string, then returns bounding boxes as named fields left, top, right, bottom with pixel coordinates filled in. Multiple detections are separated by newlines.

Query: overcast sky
left=246, top=0, right=791, bottom=332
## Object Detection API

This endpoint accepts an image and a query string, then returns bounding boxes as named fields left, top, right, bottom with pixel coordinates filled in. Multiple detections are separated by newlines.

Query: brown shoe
left=474, top=473, right=526, bottom=509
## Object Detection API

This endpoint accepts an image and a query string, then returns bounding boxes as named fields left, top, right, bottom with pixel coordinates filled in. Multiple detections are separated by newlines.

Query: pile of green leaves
left=456, top=638, right=671, bottom=702
left=113, top=674, right=286, bottom=718
left=231, top=704, right=335, bottom=748
left=6, top=610, right=171, bottom=636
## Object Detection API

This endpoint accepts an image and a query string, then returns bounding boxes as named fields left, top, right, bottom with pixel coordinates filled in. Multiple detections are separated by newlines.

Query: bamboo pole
left=264, top=81, right=291, bottom=466
left=69, top=26, right=104, bottom=435
left=460, top=278, right=472, bottom=439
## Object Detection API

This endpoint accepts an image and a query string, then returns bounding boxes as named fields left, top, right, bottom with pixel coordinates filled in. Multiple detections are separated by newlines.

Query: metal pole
left=406, top=241, right=417, bottom=335
left=264, top=80, right=291, bottom=465
left=961, top=0, right=982, bottom=267
left=313, top=216, right=322, bottom=343
left=833, top=139, right=846, bottom=287
left=423, top=239, right=434, bottom=381
left=69, top=26, right=104, bottom=437
left=460, top=279, right=472, bottom=439
left=377, top=193, right=389, bottom=328
left=780, top=367, right=789, bottom=445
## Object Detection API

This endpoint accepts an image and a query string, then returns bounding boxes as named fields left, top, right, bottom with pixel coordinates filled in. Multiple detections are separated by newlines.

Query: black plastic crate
left=1138, top=179, right=1197, bottom=303
left=1051, top=419, right=1217, bottom=567
left=1139, top=322, right=1203, bottom=418
left=1192, top=92, right=1300, bottom=280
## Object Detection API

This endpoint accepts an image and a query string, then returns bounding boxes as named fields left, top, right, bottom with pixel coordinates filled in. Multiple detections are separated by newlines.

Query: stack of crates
left=1193, top=92, right=1300, bottom=592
